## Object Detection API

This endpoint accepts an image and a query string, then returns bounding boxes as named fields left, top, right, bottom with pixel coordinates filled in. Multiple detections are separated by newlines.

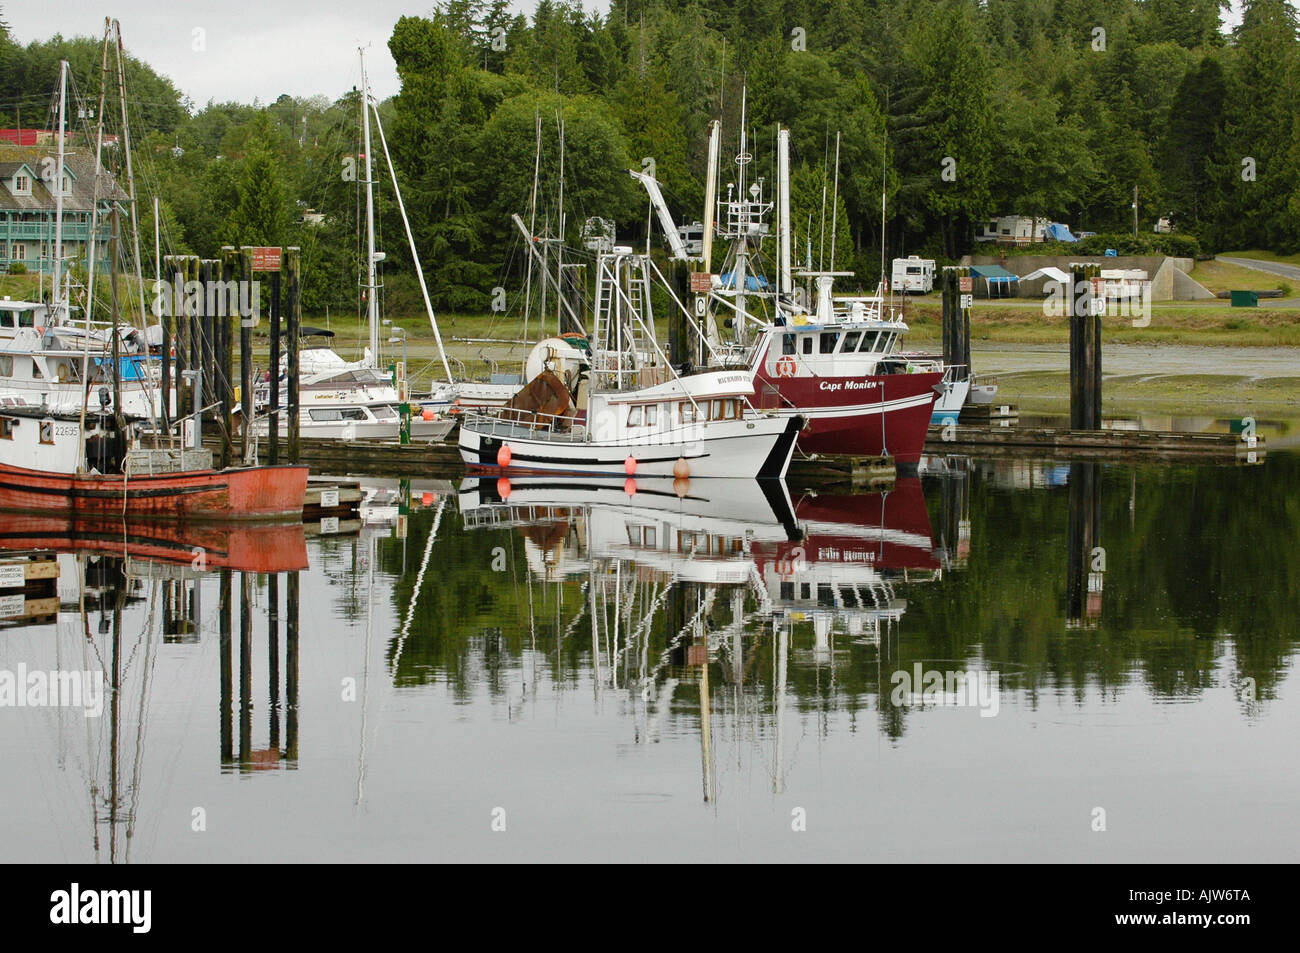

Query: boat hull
left=754, top=370, right=941, bottom=463
left=459, top=415, right=803, bottom=479
left=0, top=462, right=309, bottom=521
left=0, top=514, right=309, bottom=571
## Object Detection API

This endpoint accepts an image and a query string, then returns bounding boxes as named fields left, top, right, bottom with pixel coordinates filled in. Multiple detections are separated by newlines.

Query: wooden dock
left=924, top=425, right=1264, bottom=464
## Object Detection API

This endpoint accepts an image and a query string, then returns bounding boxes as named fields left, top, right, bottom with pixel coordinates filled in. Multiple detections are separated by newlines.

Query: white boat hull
left=458, top=414, right=803, bottom=479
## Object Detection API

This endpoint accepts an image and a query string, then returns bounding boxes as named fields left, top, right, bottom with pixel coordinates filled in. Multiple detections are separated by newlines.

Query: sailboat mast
left=360, top=50, right=380, bottom=368
left=53, top=60, right=67, bottom=320
left=555, top=113, right=565, bottom=335
left=112, top=21, right=147, bottom=328
left=734, top=87, right=748, bottom=344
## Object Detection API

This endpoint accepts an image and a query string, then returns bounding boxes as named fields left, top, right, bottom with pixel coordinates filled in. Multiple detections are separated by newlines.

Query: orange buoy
left=673, top=477, right=690, bottom=498
left=672, top=457, right=690, bottom=479
left=497, top=444, right=512, bottom=468
left=624, top=477, right=637, bottom=496
left=421, top=408, right=436, bottom=421
left=496, top=477, right=512, bottom=500
left=421, top=491, right=434, bottom=505
left=624, top=455, right=637, bottom=476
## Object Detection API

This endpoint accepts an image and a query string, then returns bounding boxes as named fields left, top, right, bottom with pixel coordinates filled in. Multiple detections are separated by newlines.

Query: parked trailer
left=891, top=256, right=935, bottom=294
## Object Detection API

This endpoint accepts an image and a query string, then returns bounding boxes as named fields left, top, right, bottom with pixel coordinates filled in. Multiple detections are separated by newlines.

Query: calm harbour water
left=1, top=452, right=1296, bottom=863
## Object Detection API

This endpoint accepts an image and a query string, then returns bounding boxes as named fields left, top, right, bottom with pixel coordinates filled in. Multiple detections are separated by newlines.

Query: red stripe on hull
left=0, top=463, right=309, bottom=521
left=755, top=370, right=940, bottom=463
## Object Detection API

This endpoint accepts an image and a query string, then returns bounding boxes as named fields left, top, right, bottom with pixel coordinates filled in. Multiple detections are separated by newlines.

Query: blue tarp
left=93, top=356, right=155, bottom=381
left=1045, top=223, right=1077, bottom=242
left=717, top=272, right=769, bottom=291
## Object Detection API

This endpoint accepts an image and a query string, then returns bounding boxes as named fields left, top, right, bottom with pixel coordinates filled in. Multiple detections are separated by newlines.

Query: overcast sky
left=7, top=1, right=1244, bottom=110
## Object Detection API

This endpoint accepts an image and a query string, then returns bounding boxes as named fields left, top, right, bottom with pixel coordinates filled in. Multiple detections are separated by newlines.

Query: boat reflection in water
left=457, top=474, right=945, bottom=800
left=0, top=521, right=307, bottom=861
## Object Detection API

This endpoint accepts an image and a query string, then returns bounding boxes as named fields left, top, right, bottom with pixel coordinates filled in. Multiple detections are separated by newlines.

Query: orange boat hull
left=0, top=514, right=309, bottom=572
left=0, top=462, right=308, bottom=521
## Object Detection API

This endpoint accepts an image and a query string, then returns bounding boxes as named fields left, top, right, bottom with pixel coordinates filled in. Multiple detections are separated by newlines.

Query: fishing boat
left=458, top=248, right=803, bottom=479
left=631, top=118, right=941, bottom=465
left=0, top=402, right=307, bottom=519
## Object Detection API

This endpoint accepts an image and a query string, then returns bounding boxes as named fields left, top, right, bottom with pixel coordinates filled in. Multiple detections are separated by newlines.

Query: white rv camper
left=891, top=256, right=935, bottom=294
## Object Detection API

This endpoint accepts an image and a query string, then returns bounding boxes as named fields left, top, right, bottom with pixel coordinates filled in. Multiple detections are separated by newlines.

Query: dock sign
left=251, top=246, right=282, bottom=272
left=689, top=272, right=713, bottom=293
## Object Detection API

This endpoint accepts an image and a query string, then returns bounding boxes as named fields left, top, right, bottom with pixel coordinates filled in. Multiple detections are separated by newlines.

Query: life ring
left=776, top=355, right=797, bottom=378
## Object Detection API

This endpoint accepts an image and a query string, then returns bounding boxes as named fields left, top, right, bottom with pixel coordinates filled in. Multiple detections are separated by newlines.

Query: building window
left=11, top=243, right=25, bottom=261
left=13, top=174, right=30, bottom=194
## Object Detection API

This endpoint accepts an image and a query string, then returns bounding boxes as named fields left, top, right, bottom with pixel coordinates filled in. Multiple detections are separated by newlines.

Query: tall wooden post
left=160, top=255, right=173, bottom=431
left=221, top=248, right=238, bottom=466
left=669, top=261, right=690, bottom=367
left=960, top=265, right=972, bottom=374
left=238, top=571, right=253, bottom=767
left=239, top=246, right=255, bottom=464
left=285, top=247, right=301, bottom=465
left=173, top=257, right=190, bottom=423
left=268, top=573, right=280, bottom=750
left=269, top=270, right=282, bottom=465
left=187, top=256, right=201, bottom=421
left=1070, top=264, right=1102, bottom=430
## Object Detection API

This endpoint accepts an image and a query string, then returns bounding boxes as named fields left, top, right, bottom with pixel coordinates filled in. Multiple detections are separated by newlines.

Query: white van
left=891, top=256, right=935, bottom=294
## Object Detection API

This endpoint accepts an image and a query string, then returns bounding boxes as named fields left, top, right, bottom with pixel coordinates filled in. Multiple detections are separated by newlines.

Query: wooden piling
left=160, top=255, right=172, bottom=430
left=269, top=270, right=282, bottom=465
left=239, top=247, right=254, bottom=464
left=268, top=573, right=280, bottom=749
left=221, top=248, right=238, bottom=467
left=285, top=247, right=301, bottom=465
left=1070, top=264, right=1102, bottom=430
left=286, top=569, right=299, bottom=761
left=238, top=571, right=253, bottom=765
left=187, top=255, right=201, bottom=421
left=171, top=256, right=190, bottom=423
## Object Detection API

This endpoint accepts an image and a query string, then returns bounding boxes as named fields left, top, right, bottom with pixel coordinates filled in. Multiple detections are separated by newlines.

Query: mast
left=112, top=21, right=147, bottom=328
left=702, top=120, right=719, bottom=273
left=777, top=126, right=791, bottom=311
left=829, top=131, right=841, bottom=270
left=360, top=49, right=380, bottom=368
left=734, top=87, right=749, bottom=345
left=53, top=60, right=67, bottom=320
left=555, top=113, right=565, bottom=335
left=523, top=111, right=541, bottom=342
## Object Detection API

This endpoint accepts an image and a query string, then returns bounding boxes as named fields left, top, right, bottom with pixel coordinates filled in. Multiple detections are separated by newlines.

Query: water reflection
left=1, top=454, right=1295, bottom=861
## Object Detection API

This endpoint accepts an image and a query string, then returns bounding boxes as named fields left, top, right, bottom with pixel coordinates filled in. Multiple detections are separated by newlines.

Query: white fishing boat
left=458, top=248, right=803, bottom=479
left=248, top=345, right=454, bottom=442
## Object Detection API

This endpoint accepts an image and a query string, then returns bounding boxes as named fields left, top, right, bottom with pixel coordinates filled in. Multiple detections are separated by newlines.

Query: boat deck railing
left=460, top=408, right=588, bottom=443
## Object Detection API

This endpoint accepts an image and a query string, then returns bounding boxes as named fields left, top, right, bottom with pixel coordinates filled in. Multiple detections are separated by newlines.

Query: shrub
left=6, top=262, right=27, bottom=275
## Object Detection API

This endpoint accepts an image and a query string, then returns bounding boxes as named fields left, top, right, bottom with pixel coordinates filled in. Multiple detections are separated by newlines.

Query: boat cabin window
left=819, top=332, right=840, bottom=354
left=31, top=359, right=42, bottom=379
left=801, top=336, right=813, bottom=355
left=709, top=398, right=738, bottom=421
left=645, top=404, right=658, bottom=426
left=680, top=402, right=698, bottom=424
left=627, top=405, right=643, bottom=427
left=0, top=356, right=11, bottom=376
left=309, top=408, right=342, bottom=421
left=0, top=417, right=13, bottom=439
left=781, top=333, right=796, bottom=355
left=626, top=525, right=656, bottom=547
left=373, top=405, right=397, bottom=419
left=39, top=420, right=54, bottom=444
left=0, top=313, right=13, bottom=329
left=858, top=331, right=880, bottom=352
left=842, top=331, right=861, bottom=352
